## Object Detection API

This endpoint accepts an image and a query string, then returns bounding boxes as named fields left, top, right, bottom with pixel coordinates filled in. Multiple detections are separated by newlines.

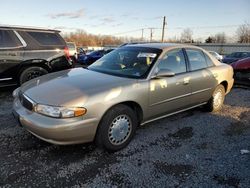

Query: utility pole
left=141, top=29, right=144, bottom=41
left=149, top=28, right=153, bottom=42
left=161, top=16, right=166, bottom=42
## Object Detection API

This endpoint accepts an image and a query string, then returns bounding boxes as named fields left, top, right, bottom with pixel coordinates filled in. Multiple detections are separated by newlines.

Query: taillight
left=64, top=46, right=70, bottom=60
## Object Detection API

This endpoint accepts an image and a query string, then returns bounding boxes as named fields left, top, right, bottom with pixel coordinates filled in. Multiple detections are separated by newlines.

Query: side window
left=157, top=49, right=186, bottom=74
left=186, top=49, right=208, bottom=71
left=204, top=52, right=215, bottom=67
left=0, top=29, right=22, bottom=48
left=27, top=31, right=64, bottom=46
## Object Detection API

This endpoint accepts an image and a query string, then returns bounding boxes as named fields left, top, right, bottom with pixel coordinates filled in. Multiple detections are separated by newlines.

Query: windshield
left=88, top=47, right=162, bottom=78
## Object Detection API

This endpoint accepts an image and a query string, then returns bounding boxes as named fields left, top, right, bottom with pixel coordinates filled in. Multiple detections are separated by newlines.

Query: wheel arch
left=18, top=59, right=51, bottom=76
left=219, top=80, right=228, bottom=93
left=94, top=101, right=144, bottom=138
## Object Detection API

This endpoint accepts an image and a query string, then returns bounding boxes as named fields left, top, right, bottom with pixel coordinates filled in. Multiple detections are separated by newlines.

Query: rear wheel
left=95, top=104, right=138, bottom=151
left=205, top=84, right=225, bottom=112
left=19, top=66, right=48, bottom=85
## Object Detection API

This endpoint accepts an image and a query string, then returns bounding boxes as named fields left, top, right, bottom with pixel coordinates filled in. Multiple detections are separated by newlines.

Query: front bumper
left=12, top=98, right=99, bottom=145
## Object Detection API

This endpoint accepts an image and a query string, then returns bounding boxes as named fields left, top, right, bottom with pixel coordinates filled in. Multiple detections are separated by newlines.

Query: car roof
left=125, top=42, right=202, bottom=50
left=0, top=25, right=60, bottom=33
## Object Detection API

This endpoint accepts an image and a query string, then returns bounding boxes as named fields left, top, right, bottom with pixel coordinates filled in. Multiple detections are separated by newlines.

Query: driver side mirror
left=152, top=69, right=175, bottom=79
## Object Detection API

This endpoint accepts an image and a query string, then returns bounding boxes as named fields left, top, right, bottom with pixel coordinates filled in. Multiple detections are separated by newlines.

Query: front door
left=148, top=48, right=192, bottom=120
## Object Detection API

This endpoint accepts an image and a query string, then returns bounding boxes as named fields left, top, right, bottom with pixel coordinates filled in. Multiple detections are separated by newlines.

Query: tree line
left=63, top=23, right=250, bottom=46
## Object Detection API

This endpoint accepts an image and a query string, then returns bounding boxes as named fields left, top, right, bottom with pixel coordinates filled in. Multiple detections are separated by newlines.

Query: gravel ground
left=0, top=87, right=250, bottom=187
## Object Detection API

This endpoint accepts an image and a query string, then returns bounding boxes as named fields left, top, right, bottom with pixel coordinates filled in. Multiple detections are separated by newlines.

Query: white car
left=67, top=42, right=78, bottom=62
left=209, top=51, right=223, bottom=61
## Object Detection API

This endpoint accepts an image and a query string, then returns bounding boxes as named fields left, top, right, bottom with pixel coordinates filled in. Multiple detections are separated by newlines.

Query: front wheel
left=205, top=84, right=225, bottom=112
left=95, top=104, right=138, bottom=151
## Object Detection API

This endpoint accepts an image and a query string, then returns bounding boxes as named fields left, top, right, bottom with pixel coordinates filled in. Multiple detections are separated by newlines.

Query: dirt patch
left=154, top=161, right=194, bottom=182
left=225, top=111, right=250, bottom=136
left=213, top=175, right=240, bottom=188
left=196, top=142, right=214, bottom=150
left=169, top=127, right=193, bottom=140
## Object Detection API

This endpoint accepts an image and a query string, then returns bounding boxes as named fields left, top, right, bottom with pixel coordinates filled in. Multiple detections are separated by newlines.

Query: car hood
left=21, top=68, right=135, bottom=106
left=223, top=57, right=238, bottom=63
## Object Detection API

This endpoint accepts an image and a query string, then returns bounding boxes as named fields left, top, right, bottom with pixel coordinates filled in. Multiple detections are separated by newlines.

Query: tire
left=95, top=104, right=138, bottom=152
left=205, top=84, right=225, bottom=112
left=19, top=66, right=48, bottom=85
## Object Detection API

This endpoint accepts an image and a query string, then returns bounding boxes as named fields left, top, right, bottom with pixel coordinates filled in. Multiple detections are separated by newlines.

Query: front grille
left=19, top=93, right=35, bottom=111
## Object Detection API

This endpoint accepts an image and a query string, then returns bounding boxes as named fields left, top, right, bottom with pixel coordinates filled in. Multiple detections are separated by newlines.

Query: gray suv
left=0, top=25, right=73, bottom=87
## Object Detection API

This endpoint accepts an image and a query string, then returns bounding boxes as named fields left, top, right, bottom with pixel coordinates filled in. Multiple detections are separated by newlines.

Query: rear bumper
left=13, top=98, right=99, bottom=145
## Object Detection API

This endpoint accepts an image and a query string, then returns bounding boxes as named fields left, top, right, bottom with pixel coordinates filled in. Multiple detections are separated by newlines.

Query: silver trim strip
left=150, top=93, right=192, bottom=107
left=13, top=30, right=27, bottom=47
left=150, top=88, right=211, bottom=107
left=0, top=78, right=12, bottom=81
left=192, top=88, right=211, bottom=94
left=141, top=102, right=207, bottom=125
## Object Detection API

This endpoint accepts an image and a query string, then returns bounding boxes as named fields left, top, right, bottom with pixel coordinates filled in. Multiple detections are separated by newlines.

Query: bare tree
left=236, top=23, right=250, bottom=43
left=215, top=32, right=227, bottom=43
left=180, top=28, right=193, bottom=43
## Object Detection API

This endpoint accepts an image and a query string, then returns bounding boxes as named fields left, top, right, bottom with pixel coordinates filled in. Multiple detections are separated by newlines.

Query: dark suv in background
left=0, top=25, right=73, bottom=86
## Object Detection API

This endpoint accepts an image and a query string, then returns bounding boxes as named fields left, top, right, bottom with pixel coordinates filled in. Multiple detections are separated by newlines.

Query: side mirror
left=152, top=69, right=175, bottom=78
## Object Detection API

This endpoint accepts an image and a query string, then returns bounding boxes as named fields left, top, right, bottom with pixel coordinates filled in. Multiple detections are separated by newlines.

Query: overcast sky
left=1, top=0, right=249, bottom=41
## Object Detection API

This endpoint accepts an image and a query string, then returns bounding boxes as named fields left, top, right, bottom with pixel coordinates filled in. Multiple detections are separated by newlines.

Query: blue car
left=222, top=51, right=250, bottom=64
left=78, top=49, right=113, bottom=65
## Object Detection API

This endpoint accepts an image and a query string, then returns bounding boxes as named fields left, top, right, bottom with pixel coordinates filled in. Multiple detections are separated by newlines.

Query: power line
left=110, top=24, right=242, bottom=36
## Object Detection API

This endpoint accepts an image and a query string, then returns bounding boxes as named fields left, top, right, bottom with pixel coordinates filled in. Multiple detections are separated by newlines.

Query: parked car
left=222, top=51, right=250, bottom=64
left=231, top=57, right=250, bottom=86
left=0, top=25, right=73, bottom=86
left=78, top=49, right=114, bottom=65
left=13, top=43, right=234, bottom=151
left=67, top=42, right=77, bottom=63
left=209, top=51, right=223, bottom=61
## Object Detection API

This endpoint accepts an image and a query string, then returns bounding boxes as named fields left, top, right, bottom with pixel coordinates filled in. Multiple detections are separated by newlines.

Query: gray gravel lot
left=0, top=87, right=250, bottom=187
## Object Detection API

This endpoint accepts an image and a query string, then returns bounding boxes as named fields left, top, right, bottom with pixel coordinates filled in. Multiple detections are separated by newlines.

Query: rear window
left=27, top=31, right=64, bottom=46
left=67, top=43, right=76, bottom=49
left=0, top=29, right=22, bottom=48
left=186, top=49, right=208, bottom=71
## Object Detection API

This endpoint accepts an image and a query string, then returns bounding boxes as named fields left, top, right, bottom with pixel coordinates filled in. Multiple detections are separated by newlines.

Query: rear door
left=185, top=48, right=217, bottom=105
left=0, top=29, right=25, bottom=80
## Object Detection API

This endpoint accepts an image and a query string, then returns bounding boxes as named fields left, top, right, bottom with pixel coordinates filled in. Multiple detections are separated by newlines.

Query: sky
left=1, top=0, right=249, bottom=41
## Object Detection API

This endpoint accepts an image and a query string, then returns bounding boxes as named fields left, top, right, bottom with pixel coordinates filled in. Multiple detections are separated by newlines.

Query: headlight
left=35, top=104, right=86, bottom=118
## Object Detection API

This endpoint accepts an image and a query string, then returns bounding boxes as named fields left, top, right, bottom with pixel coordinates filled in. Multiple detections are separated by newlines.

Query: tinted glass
left=157, top=49, right=186, bottom=74
left=186, top=49, right=208, bottom=71
left=67, top=43, right=75, bottom=49
left=0, top=29, right=22, bottom=48
left=28, top=31, right=64, bottom=46
left=88, top=47, right=162, bottom=78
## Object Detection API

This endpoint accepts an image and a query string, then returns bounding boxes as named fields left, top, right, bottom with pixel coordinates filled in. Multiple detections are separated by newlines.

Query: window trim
left=0, top=29, right=26, bottom=50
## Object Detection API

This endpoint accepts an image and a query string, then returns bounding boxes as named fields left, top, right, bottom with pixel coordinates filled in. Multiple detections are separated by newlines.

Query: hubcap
left=27, top=71, right=44, bottom=81
left=213, top=89, right=223, bottom=108
left=108, top=115, right=131, bottom=145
